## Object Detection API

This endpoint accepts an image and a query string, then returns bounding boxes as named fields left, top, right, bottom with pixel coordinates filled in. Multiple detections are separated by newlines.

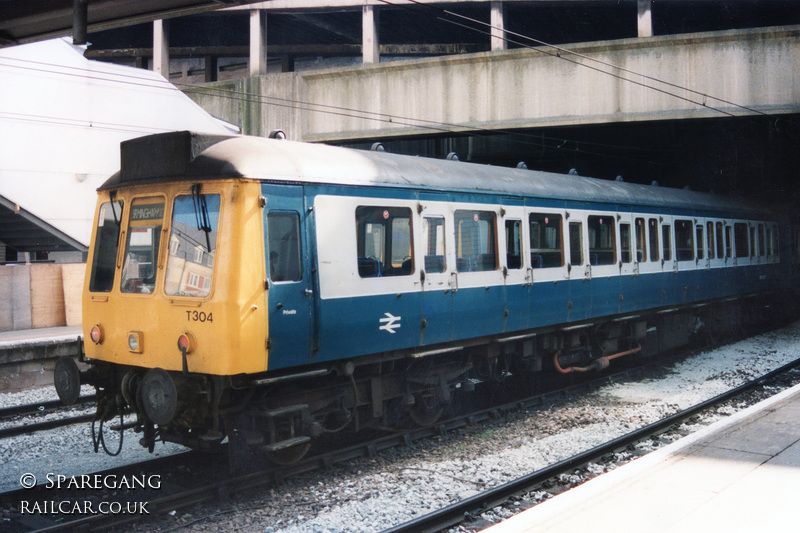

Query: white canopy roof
left=0, top=38, right=237, bottom=250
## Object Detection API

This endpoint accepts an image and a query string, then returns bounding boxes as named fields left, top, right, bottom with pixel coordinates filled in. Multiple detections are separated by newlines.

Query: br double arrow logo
left=379, top=312, right=401, bottom=334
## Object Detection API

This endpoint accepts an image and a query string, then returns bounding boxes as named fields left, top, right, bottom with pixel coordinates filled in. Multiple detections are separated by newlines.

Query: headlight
left=128, top=331, right=143, bottom=353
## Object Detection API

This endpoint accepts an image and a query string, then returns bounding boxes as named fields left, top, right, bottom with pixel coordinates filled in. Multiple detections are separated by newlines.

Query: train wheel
left=408, top=388, right=444, bottom=426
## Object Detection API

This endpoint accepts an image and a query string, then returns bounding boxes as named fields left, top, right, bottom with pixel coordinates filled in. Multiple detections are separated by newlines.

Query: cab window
left=121, top=198, right=164, bottom=294
left=164, top=193, right=220, bottom=297
left=88, top=200, right=123, bottom=293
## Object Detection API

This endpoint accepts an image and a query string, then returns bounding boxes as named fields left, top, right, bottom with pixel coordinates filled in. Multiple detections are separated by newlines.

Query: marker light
left=177, top=332, right=196, bottom=354
left=90, top=325, right=103, bottom=344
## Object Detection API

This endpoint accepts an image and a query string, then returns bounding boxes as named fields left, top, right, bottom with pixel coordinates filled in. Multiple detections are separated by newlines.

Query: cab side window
left=268, top=212, right=302, bottom=282
left=89, top=200, right=124, bottom=293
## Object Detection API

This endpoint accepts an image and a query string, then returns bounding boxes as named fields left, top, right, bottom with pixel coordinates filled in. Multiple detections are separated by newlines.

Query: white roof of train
left=107, top=132, right=764, bottom=217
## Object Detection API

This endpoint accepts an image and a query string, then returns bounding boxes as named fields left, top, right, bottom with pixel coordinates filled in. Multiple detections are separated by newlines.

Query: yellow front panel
left=82, top=180, right=268, bottom=376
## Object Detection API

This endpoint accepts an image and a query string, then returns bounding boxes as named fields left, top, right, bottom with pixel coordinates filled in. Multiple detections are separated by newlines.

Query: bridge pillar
left=491, top=1, right=507, bottom=51
left=363, top=5, right=380, bottom=64
left=153, top=19, right=169, bottom=78
left=638, top=0, right=653, bottom=38
left=250, top=9, right=268, bottom=76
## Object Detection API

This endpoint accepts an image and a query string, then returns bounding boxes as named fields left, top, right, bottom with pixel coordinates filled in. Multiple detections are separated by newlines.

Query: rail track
left=0, top=395, right=95, bottom=440
left=4, top=352, right=799, bottom=533
left=383, top=356, right=800, bottom=533
left=0, top=363, right=655, bottom=532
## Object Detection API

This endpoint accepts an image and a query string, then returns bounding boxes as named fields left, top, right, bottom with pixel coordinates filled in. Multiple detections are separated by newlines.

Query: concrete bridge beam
left=184, top=26, right=800, bottom=143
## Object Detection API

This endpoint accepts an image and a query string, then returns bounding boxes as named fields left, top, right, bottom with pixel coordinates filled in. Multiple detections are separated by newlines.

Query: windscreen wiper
left=191, top=183, right=212, bottom=252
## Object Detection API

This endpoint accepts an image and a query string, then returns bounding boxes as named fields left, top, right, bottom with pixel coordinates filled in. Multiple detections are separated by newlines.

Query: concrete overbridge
left=186, top=25, right=800, bottom=144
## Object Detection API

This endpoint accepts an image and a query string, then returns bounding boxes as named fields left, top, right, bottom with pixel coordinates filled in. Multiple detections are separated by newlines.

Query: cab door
left=262, top=184, right=315, bottom=369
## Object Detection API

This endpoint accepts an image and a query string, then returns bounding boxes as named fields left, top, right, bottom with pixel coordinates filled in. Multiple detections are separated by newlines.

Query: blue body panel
left=263, top=183, right=789, bottom=371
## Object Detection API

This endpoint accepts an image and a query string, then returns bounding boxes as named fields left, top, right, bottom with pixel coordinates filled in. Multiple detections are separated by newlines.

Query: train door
left=419, top=195, right=454, bottom=345
left=566, top=211, right=591, bottom=321
left=618, top=212, right=637, bottom=313
left=262, top=183, right=315, bottom=368
left=502, top=204, right=528, bottom=332
left=586, top=212, right=619, bottom=317
left=635, top=215, right=663, bottom=310
left=660, top=216, right=680, bottom=306
left=525, top=207, right=570, bottom=328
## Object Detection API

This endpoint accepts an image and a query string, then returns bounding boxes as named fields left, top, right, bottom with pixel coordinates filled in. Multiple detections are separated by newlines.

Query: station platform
left=0, top=326, right=83, bottom=392
left=0, top=325, right=82, bottom=349
left=485, top=382, right=800, bottom=533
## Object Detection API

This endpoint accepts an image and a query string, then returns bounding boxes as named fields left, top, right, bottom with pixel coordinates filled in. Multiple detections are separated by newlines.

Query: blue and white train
left=57, top=131, right=795, bottom=462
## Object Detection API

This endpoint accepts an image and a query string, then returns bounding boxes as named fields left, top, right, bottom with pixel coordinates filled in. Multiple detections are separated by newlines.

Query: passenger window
left=674, top=220, right=694, bottom=261
left=749, top=226, right=756, bottom=257
left=758, top=224, right=765, bottom=257
left=734, top=223, right=749, bottom=258
left=356, top=206, right=413, bottom=278
left=648, top=218, right=659, bottom=262
left=423, top=216, right=446, bottom=273
left=707, top=222, right=715, bottom=260
left=267, top=212, right=302, bottom=282
left=505, top=219, right=522, bottom=270
left=165, top=194, right=220, bottom=297
left=89, top=200, right=124, bottom=293
left=529, top=213, right=563, bottom=268
left=455, top=210, right=497, bottom=272
left=662, top=224, right=672, bottom=261
left=716, top=222, right=724, bottom=259
left=620, top=222, right=632, bottom=263
left=725, top=225, right=733, bottom=258
left=569, top=222, right=583, bottom=266
left=588, top=215, right=616, bottom=266
left=696, top=225, right=704, bottom=260
left=635, top=218, right=646, bottom=262
left=122, top=198, right=166, bottom=295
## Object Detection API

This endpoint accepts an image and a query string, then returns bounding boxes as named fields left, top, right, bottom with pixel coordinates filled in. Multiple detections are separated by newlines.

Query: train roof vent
left=115, top=131, right=234, bottom=187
